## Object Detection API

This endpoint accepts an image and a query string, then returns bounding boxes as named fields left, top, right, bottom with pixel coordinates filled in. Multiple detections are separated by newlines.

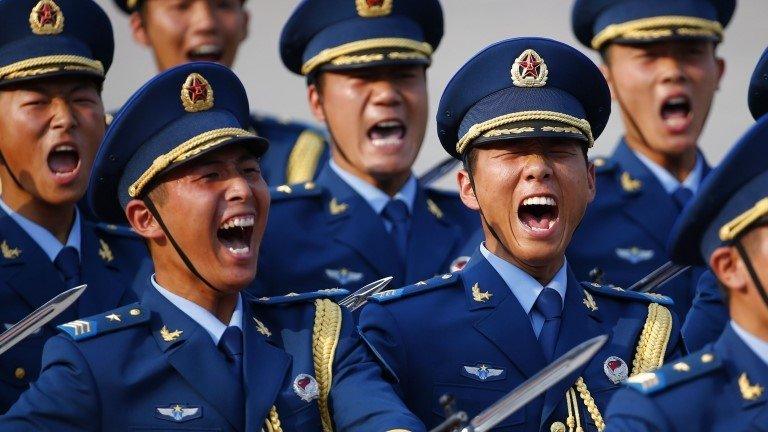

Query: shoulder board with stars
left=581, top=282, right=674, bottom=306
left=625, top=349, right=722, bottom=396
left=57, top=303, right=149, bottom=342
left=370, top=273, right=459, bottom=304
left=269, top=182, right=324, bottom=201
left=591, top=156, right=616, bottom=174
left=251, top=288, right=349, bottom=305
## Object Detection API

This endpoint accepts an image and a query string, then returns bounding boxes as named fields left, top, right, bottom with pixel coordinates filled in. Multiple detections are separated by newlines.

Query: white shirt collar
left=329, top=160, right=417, bottom=214
left=0, top=198, right=81, bottom=261
left=731, top=321, right=768, bottom=367
left=480, top=242, right=567, bottom=314
left=151, top=274, right=243, bottom=345
left=633, top=150, right=704, bottom=194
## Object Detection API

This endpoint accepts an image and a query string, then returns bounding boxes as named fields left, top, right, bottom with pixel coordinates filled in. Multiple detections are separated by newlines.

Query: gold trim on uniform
left=0, top=55, right=104, bottom=82
left=301, top=38, right=433, bottom=75
left=286, top=130, right=325, bottom=185
left=181, top=73, right=214, bottom=113
left=719, top=197, right=768, bottom=241
left=575, top=377, right=605, bottom=431
left=312, top=299, right=342, bottom=432
left=29, top=0, right=64, bottom=35
left=355, top=0, right=393, bottom=18
left=128, top=127, right=255, bottom=198
left=631, top=303, right=673, bottom=376
left=456, top=111, right=594, bottom=155
left=263, top=406, right=283, bottom=432
left=482, top=127, right=535, bottom=138
left=620, top=171, right=643, bottom=193
left=590, top=15, right=724, bottom=50
left=331, top=53, right=384, bottom=67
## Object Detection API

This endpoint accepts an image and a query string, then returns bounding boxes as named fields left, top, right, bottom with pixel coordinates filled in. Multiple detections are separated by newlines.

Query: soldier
left=683, top=46, right=768, bottom=351
left=604, top=108, right=768, bottom=432
left=359, top=37, right=684, bottom=432
left=567, top=0, right=734, bottom=320
left=110, top=0, right=328, bottom=186
left=0, top=0, right=147, bottom=412
left=0, top=62, right=423, bottom=432
left=253, top=0, right=478, bottom=296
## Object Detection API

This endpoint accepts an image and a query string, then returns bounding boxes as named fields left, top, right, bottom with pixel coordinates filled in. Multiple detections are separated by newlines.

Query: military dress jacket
left=567, top=140, right=710, bottom=319
left=0, top=283, right=424, bottom=432
left=682, top=270, right=729, bottom=352
left=253, top=165, right=479, bottom=296
left=358, top=249, right=684, bottom=432
left=605, top=324, right=768, bottom=432
left=0, top=209, right=147, bottom=413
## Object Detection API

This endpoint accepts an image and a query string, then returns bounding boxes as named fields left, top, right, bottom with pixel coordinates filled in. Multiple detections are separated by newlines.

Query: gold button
left=593, top=158, right=605, bottom=167
left=304, top=182, right=315, bottom=190
left=673, top=362, right=690, bottom=372
left=701, top=353, right=714, bottom=363
left=129, top=308, right=141, bottom=316
left=550, top=421, right=566, bottom=432
left=14, top=367, right=25, bottom=380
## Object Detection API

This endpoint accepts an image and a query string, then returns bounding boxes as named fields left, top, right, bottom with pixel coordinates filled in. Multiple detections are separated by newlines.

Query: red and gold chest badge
left=511, top=49, right=548, bottom=88
left=181, top=73, right=214, bottom=113
left=356, top=0, right=393, bottom=17
left=29, top=0, right=64, bottom=35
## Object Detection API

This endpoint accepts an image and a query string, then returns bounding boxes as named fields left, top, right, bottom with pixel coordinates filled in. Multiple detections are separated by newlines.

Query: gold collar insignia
left=98, top=239, right=114, bottom=263
left=253, top=317, right=272, bottom=337
left=471, top=283, right=492, bottom=302
left=427, top=198, right=444, bottom=219
left=1, top=241, right=21, bottom=259
left=620, top=172, right=642, bottom=193
left=329, top=198, right=349, bottom=215
left=583, top=290, right=598, bottom=312
left=739, top=372, right=764, bottom=401
left=159, top=325, right=183, bottom=342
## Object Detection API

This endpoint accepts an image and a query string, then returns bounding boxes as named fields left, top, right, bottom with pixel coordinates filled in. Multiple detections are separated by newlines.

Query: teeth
left=54, top=145, right=76, bottom=152
left=522, top=196, right=556, bottom=206
left=228, top=246, right=250, bottom=255
left=191, top=44, right=221, bottom=56
left=667, top=96, right=687, bottom=105
left=219, top=215, right=255, bottom=230
left=376, top=120, right=402, bottom=128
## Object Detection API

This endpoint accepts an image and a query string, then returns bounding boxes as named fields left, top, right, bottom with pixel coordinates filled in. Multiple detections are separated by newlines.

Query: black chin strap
left=142, top=196, right=223, bottom=294
left=0, top=150, right=26, bottom=191
left=612, top=79, right=654, bottom=154
left=734, top=240, right=768, bottom=313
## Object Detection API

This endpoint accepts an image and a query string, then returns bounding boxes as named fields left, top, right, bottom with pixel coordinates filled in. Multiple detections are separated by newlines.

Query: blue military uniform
left=361, top=37, right=685, bottom=431
left=605, top=106, right=768, bottom=432
left=567, top=0, right=736, bottom=321
left=0, top=0, right=148, bottom=412
left=110, top=0, right=329, bottom=187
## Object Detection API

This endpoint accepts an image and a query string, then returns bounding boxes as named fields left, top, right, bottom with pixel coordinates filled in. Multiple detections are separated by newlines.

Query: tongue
left=521, top=212, right=552, bottom=230
left=48, top=152, right=78, bottom=174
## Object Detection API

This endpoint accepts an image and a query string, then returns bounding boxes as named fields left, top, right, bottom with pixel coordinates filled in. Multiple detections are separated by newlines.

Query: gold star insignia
left=472, top=283, right=492, bottom=302
left=329, top=198, right=349, bottom=215
left=159, top=325, right=183, bottom=342
left=98, top=239, right=114, bottom=263
left=1, top=241, right=21, bottom=259
left=739, top=373, right=764, bottom=401
left=105, top=313, right=121, bottom=322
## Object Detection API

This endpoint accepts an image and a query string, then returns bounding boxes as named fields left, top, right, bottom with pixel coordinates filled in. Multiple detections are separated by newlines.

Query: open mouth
left=518, top=195, right=559, bottom=233
left=367, top=120, right=406, bottom=148
left=660, top=95, right=692, bottom=132
left=216, top=214, right=255, bottom=257
left=187, top=44, right=224, bottom=63
left=47, top=144, right=81, bottom=178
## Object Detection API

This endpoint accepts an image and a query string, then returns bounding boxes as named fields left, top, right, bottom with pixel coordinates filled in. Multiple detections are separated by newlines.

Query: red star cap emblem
left=187, top=77, right=208, bottom=104
left=37, top=3, right=56, bottom=25
left=366, top=0, right=384, bottom=6
left=518, top=51, right=541, bottom=79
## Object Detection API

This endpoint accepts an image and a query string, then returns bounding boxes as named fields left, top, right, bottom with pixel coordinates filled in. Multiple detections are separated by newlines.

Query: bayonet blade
left=627, top=261, right=691, bottom=293
left=468, top=334, right=608, bottom=432
left=338, top=276, right=393, bottom=311
left=419, top=157, right=461, bottom=186
left=0, top=284, right=86, bottom=356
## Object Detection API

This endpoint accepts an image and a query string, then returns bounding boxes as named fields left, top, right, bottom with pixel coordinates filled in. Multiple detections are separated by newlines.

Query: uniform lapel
left=144, top=286, right=245, bottom=432
left=404, top=185, right=459, bottom=282
left=242, top=302, right=291, bottom=431
left=76, top=222, right=129, bottom=317
left=719, top=326, right=768, bottom=430
left=612, top=141, right=679, bottom=247
left=468, top=251, right=547, bottom=378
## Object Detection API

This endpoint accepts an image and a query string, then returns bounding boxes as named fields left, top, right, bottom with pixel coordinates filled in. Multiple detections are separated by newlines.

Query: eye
left=202, top=171, right=220, bottom=180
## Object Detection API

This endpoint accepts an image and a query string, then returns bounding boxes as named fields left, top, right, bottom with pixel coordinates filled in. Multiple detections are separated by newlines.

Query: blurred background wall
left=97, top=0, right=768, bottom=184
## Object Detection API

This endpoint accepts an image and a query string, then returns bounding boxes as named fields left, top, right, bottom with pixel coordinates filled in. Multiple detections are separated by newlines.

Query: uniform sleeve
left=0, top=335, right=99, bottom=431
left=682, top=270, right=728, bottom=352
left=603, top=388, right=670, bottom=432
left=330, top=307, right=424, bottom=432
left=357, top=302, right=409, bottom=386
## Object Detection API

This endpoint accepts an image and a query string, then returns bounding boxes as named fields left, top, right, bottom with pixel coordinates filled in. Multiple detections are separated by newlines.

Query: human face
left=131, top=0, right=248, bottom=71
left=0, top=77, right=104, bottom=208
left=603, top=40, right=724, bottom=158
left=308, top=65, right=428, bottom=190
left=458, top=139, right=595, bottom=279
left=150, top=145, right=268, bottom=293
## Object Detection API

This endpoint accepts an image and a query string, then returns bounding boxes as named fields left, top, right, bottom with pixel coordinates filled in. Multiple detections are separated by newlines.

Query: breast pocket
left=432, top=383, right=525, bottom=430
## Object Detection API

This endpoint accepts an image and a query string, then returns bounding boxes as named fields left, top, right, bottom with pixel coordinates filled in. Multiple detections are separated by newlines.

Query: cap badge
left=603, top=356, right=629, bottom=384
left=511, top=49, right=548, bottom=88
left=30, top=0, right=64, bottom=35
left=181, top=73, right=214, bottom=113
left=355, top=0, right=393, bottom=17
left=293, top=373, right=320, bottom=402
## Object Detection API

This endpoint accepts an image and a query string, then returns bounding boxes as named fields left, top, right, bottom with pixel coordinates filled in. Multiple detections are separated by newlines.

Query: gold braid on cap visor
left=591, top=15, right=723, bottom=50
left=300, top=37, right=433, bottom=75
left=128, top=127, right=256, bottom=198
left=0, top=55, right=104, bottom=82
left=719, top=197, right=768, bottom=241
left=455, top=111, right=594, bottom=156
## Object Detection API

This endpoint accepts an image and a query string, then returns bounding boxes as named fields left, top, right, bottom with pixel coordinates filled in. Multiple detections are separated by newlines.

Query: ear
left=457, top=168, right=480, bottom=211
left=710, top=246, right=748, bottom=296
left=586, top=160, right=596, bottom=203
left=599, top=63, right=616, bottom=101
left=129, top=11, right=151, bottom=47
left=714, top=56, right=725, bottom=91
left=125, top=199, right=166, bottom=241
left=307, top=82, right=327, bottom=123
left=239, top=8, right=249, bottom=43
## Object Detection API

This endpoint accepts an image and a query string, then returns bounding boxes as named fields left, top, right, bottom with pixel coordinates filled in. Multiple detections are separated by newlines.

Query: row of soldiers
left=0, top=0, right=764, bottom=430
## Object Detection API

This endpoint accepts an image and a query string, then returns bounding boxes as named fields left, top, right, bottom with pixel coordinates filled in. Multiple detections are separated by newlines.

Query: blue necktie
left=218, top=326, right=245, bottom=430
left=535, top=288, right=563, bottom=363
left=672, top=186, right=694, bottom=211
left=54, top=246, right=81, bottom=289
left=382, top=199, right=409, bottom=263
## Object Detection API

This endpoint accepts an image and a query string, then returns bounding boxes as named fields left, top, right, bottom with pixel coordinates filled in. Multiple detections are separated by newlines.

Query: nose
left=658, top=55, right=687, bottom=85
left=522, top=154, right=553, bottom=182
left=224, top=173, right=255, bottom=204
left=370, top=79, right=403, bottom=107
left=189, top=0, right=218, bottom=34
left=49, top=98, right=78, bottom=131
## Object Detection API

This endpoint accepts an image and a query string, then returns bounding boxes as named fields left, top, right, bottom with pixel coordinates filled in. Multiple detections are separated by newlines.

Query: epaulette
left=57, top=303, right=149, bottom=342
left=591, top=156, right=616, bottom=174
left=269, top=182, right=324, bottom=201
left=89, top=221, right=140, bottom=239
left=251, top=111, right=316, bottom=133
left=370, top=273, right=459, bottom=304
left=251, top=288, right=349, bottom=305
left=581, top=282, right=674, bottom=306
left=625, top=348, right=722, bottom=395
